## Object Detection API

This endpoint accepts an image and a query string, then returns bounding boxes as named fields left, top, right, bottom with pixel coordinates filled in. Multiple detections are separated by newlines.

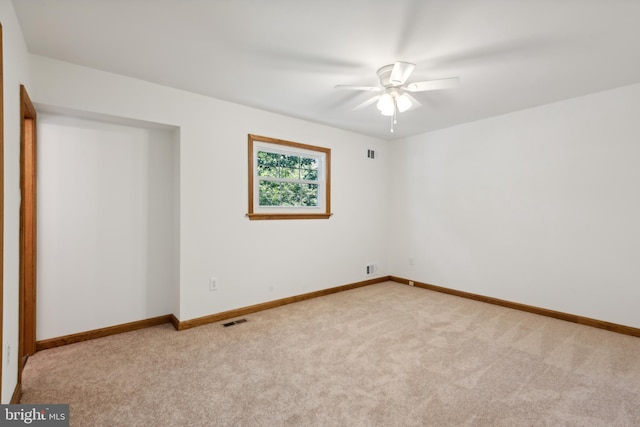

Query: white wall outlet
left=409, top=281, right=414, bottom=286
left=365, top=263, right=378, bottom=276
left=209, top=278, right=217, bottom=291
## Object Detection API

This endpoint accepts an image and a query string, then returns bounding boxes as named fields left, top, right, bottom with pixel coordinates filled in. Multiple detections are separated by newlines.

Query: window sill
left=246, top=213, right=333, bottom=221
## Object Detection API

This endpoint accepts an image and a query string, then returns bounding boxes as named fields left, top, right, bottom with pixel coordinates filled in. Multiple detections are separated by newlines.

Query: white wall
left=389, top=83, right=640, bottom=329
left=28, top=55, right=389, bottom=323
left=0, top=0, right=31, bottom=402
left=37, top=113, right=179, bottom=340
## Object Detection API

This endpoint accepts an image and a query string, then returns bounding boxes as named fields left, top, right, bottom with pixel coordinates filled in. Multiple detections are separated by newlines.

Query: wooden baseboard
left=169, top=314, right=180, bottom=331
left=35, top=277, right=392, bottom=348
left=177, top=276, right=392, bottom=330
left=36, top=314, right=176, bottom=351
left=35, top=276, right=638, bottom=349
left=10, top=382, right=21, bottom=404
left=390, top=276, right=640, bottom=338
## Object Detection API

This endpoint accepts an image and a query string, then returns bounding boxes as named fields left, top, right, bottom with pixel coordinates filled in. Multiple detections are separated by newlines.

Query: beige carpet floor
left=21, top=281, right=640, bottom=426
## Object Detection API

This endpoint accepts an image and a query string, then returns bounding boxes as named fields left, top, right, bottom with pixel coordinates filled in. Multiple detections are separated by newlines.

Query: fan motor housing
left=376, top=64, right=396, bottom=88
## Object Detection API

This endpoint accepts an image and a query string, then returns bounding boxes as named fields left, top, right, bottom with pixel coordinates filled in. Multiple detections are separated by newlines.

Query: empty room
left=1, top=0, right=640, bottom=425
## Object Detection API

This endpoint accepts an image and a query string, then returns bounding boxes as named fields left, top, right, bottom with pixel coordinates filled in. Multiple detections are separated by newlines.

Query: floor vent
left=223, top=319, right=248, bottom=327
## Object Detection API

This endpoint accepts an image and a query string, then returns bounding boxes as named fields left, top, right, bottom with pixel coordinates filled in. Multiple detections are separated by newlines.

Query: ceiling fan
left=335, top=61, right=459, bottom=133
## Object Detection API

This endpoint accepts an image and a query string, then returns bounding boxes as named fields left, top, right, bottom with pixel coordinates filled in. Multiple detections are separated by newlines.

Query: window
left=247, top=134, right=331, bottom=220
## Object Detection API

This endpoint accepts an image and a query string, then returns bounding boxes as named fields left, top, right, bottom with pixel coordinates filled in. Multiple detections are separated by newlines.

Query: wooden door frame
left=18, top=84, right=37, bottom=392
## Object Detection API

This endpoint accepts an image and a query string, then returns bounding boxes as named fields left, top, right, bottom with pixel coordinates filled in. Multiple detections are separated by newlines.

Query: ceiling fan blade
left=353, top=95, right=381, bottom=110
left=389, top=61, right=416, bottom=86
left=406, top=77, right=459, bottom=92
left=404, top=93, right=422, bottom=109
left=334, top=85, right=381, bottom=92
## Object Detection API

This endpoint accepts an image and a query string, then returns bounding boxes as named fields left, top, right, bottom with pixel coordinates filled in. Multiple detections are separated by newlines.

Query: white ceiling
left=12, top=0, right=640, bottom=140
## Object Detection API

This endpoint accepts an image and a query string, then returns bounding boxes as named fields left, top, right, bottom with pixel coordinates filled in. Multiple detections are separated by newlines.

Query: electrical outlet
left=365, top=263, right=378, bottom=276
left=409, top=281, right=414, bottom=286
left=209, top=278, right=217, bottom=291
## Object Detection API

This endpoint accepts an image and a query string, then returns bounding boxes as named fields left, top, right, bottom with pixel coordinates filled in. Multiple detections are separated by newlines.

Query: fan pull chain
left=390, top=98, right=397, bottom=132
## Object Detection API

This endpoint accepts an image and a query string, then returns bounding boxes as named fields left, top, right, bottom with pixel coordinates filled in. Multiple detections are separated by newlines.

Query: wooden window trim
left=247, top=134, right=332, bottom=220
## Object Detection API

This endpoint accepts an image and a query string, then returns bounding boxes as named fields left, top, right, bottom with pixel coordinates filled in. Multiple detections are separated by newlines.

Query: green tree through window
left=257, top=151, right=319, bottom=207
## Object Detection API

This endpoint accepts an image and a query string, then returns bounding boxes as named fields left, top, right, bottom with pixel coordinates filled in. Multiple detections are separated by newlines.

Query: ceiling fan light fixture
left=335, top=61, right=459, bottom=133
left=396, top=93, right=412, bottom=113
left=377, top=93, right=394, bottom=116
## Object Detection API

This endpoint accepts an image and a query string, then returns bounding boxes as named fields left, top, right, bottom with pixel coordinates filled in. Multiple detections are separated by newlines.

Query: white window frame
left=247, top=134, right=332, bottom=220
